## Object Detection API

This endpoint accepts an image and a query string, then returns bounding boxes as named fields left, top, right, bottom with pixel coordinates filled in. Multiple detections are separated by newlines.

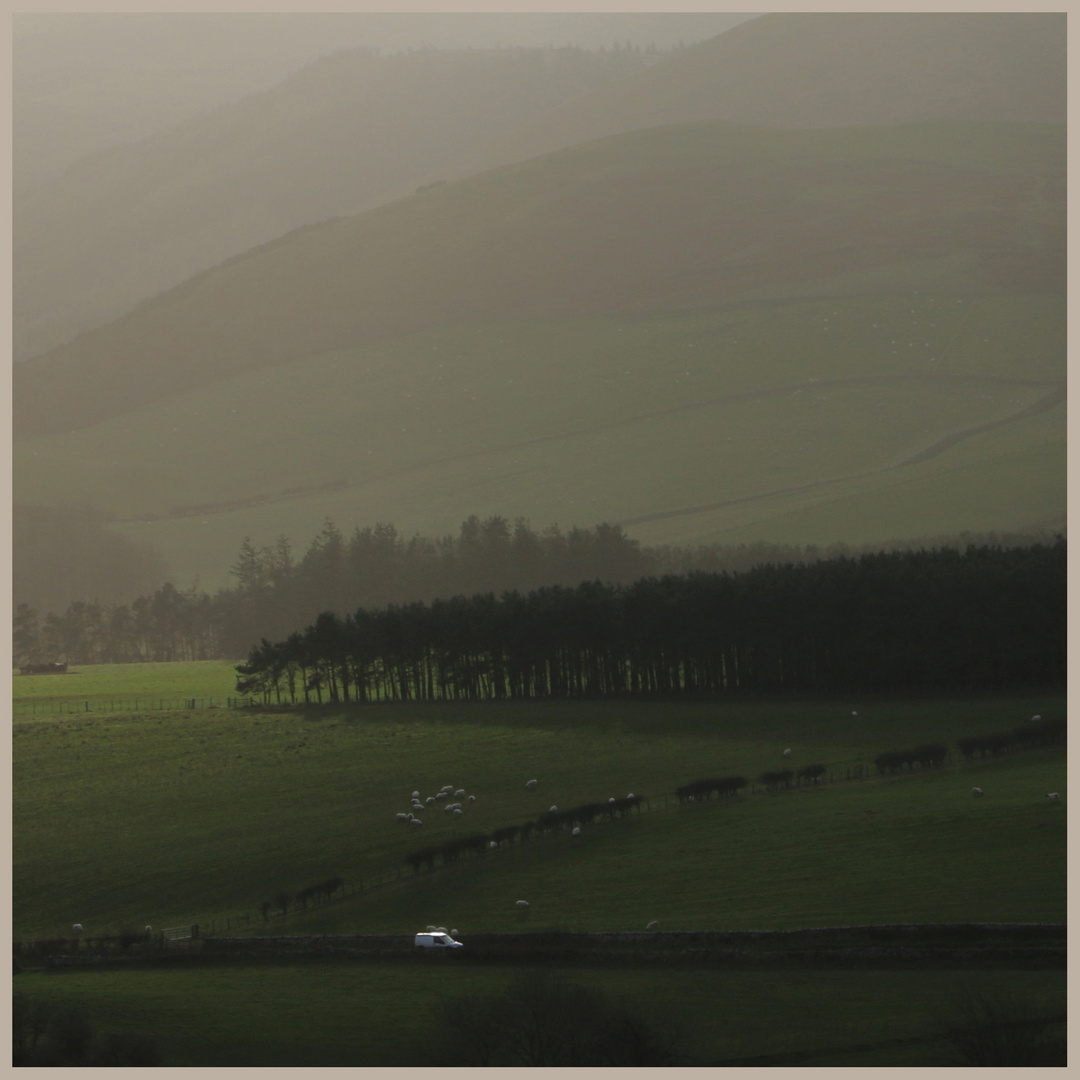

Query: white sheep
left=426, top=796, right=435, bottom=805
left=1033, top=715, right=1042, bottom=722
left=72, top=924, right=83, bottom=933
left=426, top=925, right=437, bottom=932
left=516, top=900, right=530, bottom=909
left=627, top=793, right=635, bottom=799
left=489, top=840, right=499, bottom=849
left=526, top=779, right=538, bottom=790
left=549, top=805, right=558, bottom=813
left=972, top=787, right=984, bottom=797
left=454, top=789, right=466, bottom=798
left=436, top=791, right=448, bottom=801
left=450, top=929, right=459, bottom=937
left=396, top=812, right=409, bottom=823
left=453, top=808, right=464, bottom=817
left=145, top=925, right=153, bottom=933
left=609, top=797, right=616, bottom=803
left=782, top=749, right=792, bottom=757
left=646, top=920, right=659, bottom=932
left=571, top=827, right=581, bottom=836
left=412, top=791, right=420, bottom=799
left=468, top=795, right=476, bottom=803
left=1047, top=792, right=1060, bottom=801
left=410, top=817, right=423, bottom=826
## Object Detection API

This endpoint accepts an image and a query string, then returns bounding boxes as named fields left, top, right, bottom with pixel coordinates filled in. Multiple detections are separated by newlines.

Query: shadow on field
left=427, top=968, right=688, bottom=1066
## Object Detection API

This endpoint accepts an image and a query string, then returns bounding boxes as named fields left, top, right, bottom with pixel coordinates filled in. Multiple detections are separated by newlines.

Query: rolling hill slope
left=14, top=13, right=1063, bottom=363
left=13, top=46, right=662, bottom=363
left=438, top=12, right=1065, bottom=180
left=13, top=119, right=1065, bottom=593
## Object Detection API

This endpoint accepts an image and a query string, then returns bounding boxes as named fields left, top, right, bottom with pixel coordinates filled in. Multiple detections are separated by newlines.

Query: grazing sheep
left=468, top=795, right=476, bottom=803
left=410, top=817, right=423, bottom=826
left=455, top=789, right=466, bottom=798
left=549, top=805, right=558, bottom=813
left=426, top=925, right=437, bottom=932
left=516, top=900, right=530, bottom=910
left=145, top=926, right=153, bottom=934
left=972, top=787, right=984, bottom=797
left=627, top=793, right=635, bottom=799
left=453, top=808, right=464, bottom=817
left=72, top=924, right=83, bottom=933
left=526, top=779, right=538, bottom=790
left=782, top=749, right=792, bottom=757
left=426, top=796, right=435, bottom=805
left=436, top=791, right=448, bottom=801
left=609, top=797, right=616, bottom=803
left=646, top=921, right=659, bottom=932
left=396, top=812, right=409, bottom=823
left=412, top=791, right=420, bottom=799
left=571, top=827, right=581, bottom=836
left=1032, top=715, right=1042, bottom=722
left=489, top=840, right=499, bottom=849
left=1047, top=792, right=1061, bottom=801
left=450, top=929, right=459, bottom=937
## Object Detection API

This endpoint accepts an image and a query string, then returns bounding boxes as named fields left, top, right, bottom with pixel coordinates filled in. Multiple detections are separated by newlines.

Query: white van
left=414, top=931, right=463, bottom=948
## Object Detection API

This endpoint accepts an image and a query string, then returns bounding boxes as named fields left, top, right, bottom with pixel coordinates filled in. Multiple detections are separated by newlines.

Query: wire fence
left=12, top=696, right=259, bottom=717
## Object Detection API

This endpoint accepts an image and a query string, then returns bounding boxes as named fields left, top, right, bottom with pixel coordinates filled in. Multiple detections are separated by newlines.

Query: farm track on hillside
left=621, top=379, right=1065, bottom=528
left=112, top=373, right=1062, bottom=525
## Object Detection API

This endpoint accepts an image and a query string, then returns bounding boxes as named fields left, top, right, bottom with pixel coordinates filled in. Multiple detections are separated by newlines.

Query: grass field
left=13, top=689, right=1065, bottom=939
left=12, top=679, right=1066, bottom=1065
left=11, top=963, right=1066, bottom=1066
left=12, top=660, right=241, bottom=712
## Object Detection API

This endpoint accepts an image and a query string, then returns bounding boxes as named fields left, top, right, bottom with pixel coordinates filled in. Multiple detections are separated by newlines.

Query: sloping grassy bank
left=13, top=693, right=1065, bottom=939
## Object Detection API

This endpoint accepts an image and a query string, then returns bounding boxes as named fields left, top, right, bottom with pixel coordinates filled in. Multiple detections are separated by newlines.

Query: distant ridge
left=14, top=13, right=1063, bottom=363
left=435, top=13, right=1065, bottom=179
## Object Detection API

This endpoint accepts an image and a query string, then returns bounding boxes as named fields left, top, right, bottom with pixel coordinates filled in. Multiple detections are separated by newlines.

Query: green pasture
left=15, top=289, right=1064, bottom=592
left=13, top=692, right=1065, bottom=940
left=12, top=660, right=241, bottom=711
left=10, top=963, right=1066, bottom=1066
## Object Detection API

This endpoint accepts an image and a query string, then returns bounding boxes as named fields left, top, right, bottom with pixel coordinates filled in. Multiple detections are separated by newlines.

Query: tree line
left=19, top=514, right=1051, bottom=667
left=233, top=540, right=1065, bottom=703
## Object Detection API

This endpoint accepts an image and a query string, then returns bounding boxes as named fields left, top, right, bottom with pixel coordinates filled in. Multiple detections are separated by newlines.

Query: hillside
left=13, top=119, right=1065, bottom=592
left=13, top=46, right=661, bottom=363
left=14, top=13, right=1062, bottom=362
left=14, top=121, right=1065, bottom=437
left=437, top=12, right=1066, bottom=180
left=14, top=12, right=751, bottom=192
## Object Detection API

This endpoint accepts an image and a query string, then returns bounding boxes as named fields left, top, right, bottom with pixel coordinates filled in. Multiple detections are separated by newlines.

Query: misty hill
left=15, top=121, right=1064, bottom=437
left=14, top=119, right=1065, bottom=594
left=439, top=12, right=1065, bottom=179
left=14, top=13, right=751, bottom=192
left=14, top=45, right=661, bottom=363
left=14, top=13, right=1062, bottom=363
